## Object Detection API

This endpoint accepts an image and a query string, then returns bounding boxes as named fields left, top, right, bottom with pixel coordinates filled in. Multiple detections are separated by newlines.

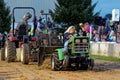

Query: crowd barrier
left=90, top=41, right=120, bottom=58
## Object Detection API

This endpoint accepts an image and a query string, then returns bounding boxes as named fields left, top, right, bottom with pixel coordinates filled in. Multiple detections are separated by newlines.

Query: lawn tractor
left=51, top=36, right=94, bottom=70
left=1, top=7, right=38, bottom=64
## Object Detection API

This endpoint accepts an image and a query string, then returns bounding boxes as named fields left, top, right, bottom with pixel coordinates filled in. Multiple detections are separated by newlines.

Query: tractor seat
left=18, top=24, right=27, bottom=36
left=17, top=24, right=28, bottom=41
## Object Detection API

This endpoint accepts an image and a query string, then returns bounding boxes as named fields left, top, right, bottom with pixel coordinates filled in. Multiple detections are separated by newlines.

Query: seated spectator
left=109, top=30, right=116, bottom=42
left=93, top=32, right=100, bottom=42
left=101, top=34, right=107, bottom=42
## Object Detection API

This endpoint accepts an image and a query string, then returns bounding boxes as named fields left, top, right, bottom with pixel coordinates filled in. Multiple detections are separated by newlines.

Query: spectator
left=109, top=30, right=116, bottom=42
left=93, top=32, right=100, bottom=42
left=0, top=33, right=2, bottom=41
left=40, top=18, right=48, bottom=34
left=117, top=24, right=120, bottom=32
left=47, top=17, right=52, bottom=29
left=0, top=33, right=2, bottom=47
left=58, top=33, right=63, bottom=44
left=84, top=22, right=94, bottom=36
left=78, top=23, right=86, bottom=36
left=101, top=23, right=111, bottom=41
left=42, top=39, right=48, bottom=46
left=110, top=19, right=114, bottom=30
left=106, top=18, right=111, bottom=29
left=98, top=26, right=104, bottom=41
left=79, top=23, right=84, bottom=32
left=116, top=32, right=120, bottom=43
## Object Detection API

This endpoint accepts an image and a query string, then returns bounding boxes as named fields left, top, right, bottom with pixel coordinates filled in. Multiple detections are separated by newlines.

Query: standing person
left=58, top=32, right=63, bottom=44
left=78, top=23, right=87, bottom=36
left=106, top=18, right=111, bottom=29
left=110, top=19, right=114, bottom=30
left=84, top=22, right=94, bottom=36
left=79, top=23, right=84, bottom=31
left=40, top=18, right=48, bottom=34
left=47, top=17, right=52, bottom=29
left=116, top=32, right=120, bottom=43
left=117, top=24, right=120, bottom=32
left=98, top=26, right=104, bottom=41
left=116, top=24, right=120, bottom=42
left=16, top=12, right=32, bottom=36
left=101, top=22, right=111, bottom=41
left=0, top=33, right=2, bottom=48
left=47, top=17, right=53, bottom=35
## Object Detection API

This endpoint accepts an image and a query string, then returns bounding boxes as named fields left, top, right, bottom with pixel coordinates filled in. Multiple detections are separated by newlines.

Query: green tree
left=0, top=0, right=11, bottom=33
left=49, top=0, right=99, bottom=26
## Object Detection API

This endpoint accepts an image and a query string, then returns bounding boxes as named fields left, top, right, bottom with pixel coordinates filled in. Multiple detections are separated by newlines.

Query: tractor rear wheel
left=51, top=52, right=62, bottom=71
left=1, top=48, right=5, bottom=61
left=21, top=44, right=29, bottom=64
left=5, top=41, right=16, bottom=62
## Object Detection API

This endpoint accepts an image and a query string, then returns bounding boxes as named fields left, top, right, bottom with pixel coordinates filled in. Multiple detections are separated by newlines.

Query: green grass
left=89, top=54, right=120, bottom=62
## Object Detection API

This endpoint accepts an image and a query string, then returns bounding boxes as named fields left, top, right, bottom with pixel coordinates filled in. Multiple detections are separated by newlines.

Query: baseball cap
left=25, top=12, right=32, bottom=19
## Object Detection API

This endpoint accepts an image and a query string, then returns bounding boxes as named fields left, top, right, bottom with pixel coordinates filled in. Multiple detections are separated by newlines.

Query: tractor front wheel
left=51, top=52, right=62, bottom=71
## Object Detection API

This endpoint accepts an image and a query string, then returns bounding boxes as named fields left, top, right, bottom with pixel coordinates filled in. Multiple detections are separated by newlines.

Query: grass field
left=90, top=54, right=120, bottom=62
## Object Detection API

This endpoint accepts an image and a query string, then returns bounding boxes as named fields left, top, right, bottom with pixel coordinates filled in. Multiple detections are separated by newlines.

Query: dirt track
left=0, top=58, right=120, bottom=80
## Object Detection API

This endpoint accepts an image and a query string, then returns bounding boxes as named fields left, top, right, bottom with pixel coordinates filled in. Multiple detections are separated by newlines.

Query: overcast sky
left=92, top=0, right=120, bottom=17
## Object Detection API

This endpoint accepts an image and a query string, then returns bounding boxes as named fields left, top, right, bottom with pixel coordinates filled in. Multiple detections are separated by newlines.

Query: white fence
left=90, top=42, right=120, bottom=58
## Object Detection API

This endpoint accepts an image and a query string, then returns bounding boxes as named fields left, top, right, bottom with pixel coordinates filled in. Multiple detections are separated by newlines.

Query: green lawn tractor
left=51, top=36, right=94, bottom=70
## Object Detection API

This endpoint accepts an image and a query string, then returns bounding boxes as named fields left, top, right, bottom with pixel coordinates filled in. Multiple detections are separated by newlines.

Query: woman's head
left=65, top=26, right=75, bottom=34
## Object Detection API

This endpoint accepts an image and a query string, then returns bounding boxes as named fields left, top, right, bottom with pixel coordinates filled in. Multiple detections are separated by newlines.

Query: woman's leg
left=63, top=40, right=69, bottom=55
